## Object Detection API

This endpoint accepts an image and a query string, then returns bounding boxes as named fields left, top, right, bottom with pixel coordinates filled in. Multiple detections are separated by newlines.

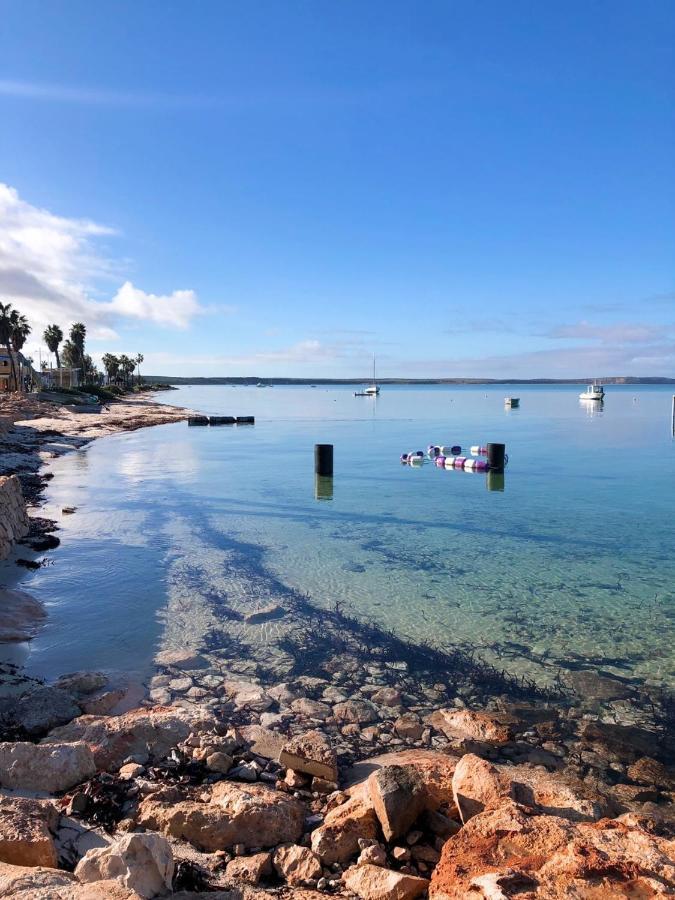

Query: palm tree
left=43, top=324, right=63, bottom=368
left=118, top=354, right=134, bottom=388
left=0, top=301, right=18, bottom=390
left=135, top=353, right=144, bottom=386
left=10, top=311, right=31, bottom=353
left=69, top=322, right=86, bottom=378
left=102, top=353, right=119, bottom=385
left=10, top=311, right=31, bottom=391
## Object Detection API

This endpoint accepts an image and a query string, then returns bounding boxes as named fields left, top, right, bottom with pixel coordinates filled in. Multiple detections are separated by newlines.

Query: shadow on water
left=160, top=488, right=675, bottom=758
left=197, top=494, right=618, bottom=554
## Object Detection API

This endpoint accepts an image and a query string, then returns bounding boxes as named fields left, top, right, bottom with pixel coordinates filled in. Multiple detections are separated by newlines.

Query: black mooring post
left=487, top=442, right=505, bottom=471
left=315, top=443, right=333, bottom=476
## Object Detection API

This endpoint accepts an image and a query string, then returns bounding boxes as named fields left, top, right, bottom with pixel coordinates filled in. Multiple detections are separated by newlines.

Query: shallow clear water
left=5, top=384, right=675, bottom=693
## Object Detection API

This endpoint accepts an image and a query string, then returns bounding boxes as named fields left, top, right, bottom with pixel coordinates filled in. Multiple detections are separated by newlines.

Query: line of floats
left=400, top=441, right=507, bottom=473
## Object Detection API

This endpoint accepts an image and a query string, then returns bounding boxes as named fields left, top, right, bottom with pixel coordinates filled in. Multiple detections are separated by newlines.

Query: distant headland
left=145, top=375, right=675, bottom=386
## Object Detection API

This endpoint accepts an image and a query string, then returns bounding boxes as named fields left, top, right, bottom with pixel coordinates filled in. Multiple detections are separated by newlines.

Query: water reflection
left=116, top=441, right=199, bottom=483
left=314, top=474, right=334, bottom=501
left=580, top=398, right=604, bottom=417
left=486, top=471, right=505, bottom=492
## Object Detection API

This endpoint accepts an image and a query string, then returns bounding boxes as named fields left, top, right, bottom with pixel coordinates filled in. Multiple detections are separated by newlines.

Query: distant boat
left=356, top=355, right=380, bottom=396
left=504, top=397, right=520, bottom=408
left=579, top=384, right=604, bottom=401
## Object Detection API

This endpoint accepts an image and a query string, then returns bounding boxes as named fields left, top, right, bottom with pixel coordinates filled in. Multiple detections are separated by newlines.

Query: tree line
left=1, top=300, right=144, bottom=391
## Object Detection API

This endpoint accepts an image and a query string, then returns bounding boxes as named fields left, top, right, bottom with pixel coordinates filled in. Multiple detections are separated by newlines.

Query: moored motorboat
left=579, top=384, right=604, bottom=401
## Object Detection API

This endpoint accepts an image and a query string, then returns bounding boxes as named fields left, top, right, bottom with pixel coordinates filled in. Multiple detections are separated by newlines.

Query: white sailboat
left=356, top=356, right=380, bottom=396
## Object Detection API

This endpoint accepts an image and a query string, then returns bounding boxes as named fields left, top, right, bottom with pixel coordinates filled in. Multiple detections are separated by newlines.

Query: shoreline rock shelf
left=0, top=660, right=672, bottom=899
left=0, top=475, right=29, bottom=561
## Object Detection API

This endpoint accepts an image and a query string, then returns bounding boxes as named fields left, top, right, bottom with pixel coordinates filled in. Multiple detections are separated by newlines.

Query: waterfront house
left=40, top=366, right=81, bottom=390
left=0, top=350, right=44, bottom=393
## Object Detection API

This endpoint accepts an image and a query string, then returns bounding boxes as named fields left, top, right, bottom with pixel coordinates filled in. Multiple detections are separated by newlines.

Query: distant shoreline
left=144, top=375, right=675, bottom=386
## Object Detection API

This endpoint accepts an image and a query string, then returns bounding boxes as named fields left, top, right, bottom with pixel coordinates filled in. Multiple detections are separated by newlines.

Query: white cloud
left=109, top=282, right=203, bottom=329
left=0, top=183, right=205, bottom=351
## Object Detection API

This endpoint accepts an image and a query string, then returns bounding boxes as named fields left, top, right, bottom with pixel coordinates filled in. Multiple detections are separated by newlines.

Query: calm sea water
left=4, top=384, right=675, bottom=695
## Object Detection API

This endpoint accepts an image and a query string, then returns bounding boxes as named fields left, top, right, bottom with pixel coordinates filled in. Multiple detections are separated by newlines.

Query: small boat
left=355, top=355, right=380, bottom=397
left=504, top=397, right=520, bottom=408
left=579, top=384, right=604, bottom=401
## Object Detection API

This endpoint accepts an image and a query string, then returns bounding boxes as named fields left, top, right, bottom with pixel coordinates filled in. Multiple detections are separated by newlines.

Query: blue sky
left=1, top=0, right=673, bottom=378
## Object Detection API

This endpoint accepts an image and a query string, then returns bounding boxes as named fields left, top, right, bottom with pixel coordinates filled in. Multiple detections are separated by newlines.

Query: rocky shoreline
left=0, top=660, right=673, bottom=898
left=0, top=393, right=674, bottom=897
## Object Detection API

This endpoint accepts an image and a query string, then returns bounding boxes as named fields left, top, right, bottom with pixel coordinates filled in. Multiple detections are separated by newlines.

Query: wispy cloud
left=0, top=79, right=219, bottom=109
left=546, top=321, right=673, bottom=344
left=0, top=77, right=434, bottom=111
left=444, top=318, right=515, bottom=336
left=401, top=339, right=675, bottom=379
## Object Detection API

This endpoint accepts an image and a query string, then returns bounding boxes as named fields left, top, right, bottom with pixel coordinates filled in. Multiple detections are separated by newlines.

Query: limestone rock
left=580, top=721, right=656, bottom=761
left=75, top=832, right=173, bottom=899
left=452, top=753, right=612, bottom=825
left=347, top=749, right=459, bottom=812
left=0, top=861, right=74, bottom=897
left=451, top=754, right=514, bottom=824
left=0, top=741, right=96, bottom=793
left=0, top=861, right=140, bottom=898
left=429, top=801, right=675, bottom=898
left=206, top=751, right=233, bottom=774
left=119, top=763, right=145, bottom=779
left=358, top=844, right=387, bottom=866
left=54, top=672, right=107, bottom=697
left=333, top=700, right=378, bottom=724
left=429, top=708, right=513, bottom=745
left=43, top=705, right=212, bottom=770
left=311, top=796, right=380, bottom=865
left=238, top=724, right=286, bottom=761
left=368, top=765, right=426, bottom=841
left=138, top=782, right=305, bottom=851
left=244, top=604, right=285, bottom=624
left=224, top=681, right=273, bottom=712
left=225, top=851, right=272, bottom=885
left=0, top=475, right=29, bottom=562
left=290, top=698, right=332, bottom=720
left=627, top=756, right=673, bottom=788
left=0, top=588, right=46, bottom=642
left=0, top=797, right=57, bottom=868
left=155, top=649, right=208, bottom=670
left=81, top=689, right=127, bottom=716
left=393, top=713, right=424, bottom=741
left=370, top=688, right=402, bottom=707
left=273, top=843, right=322, bottom=886
left=10, top=685, right=81, bottom=736
left=344, top=863, right=429, bottom=899
left=279, top=729, right=338, bottom=782
left=567, top=669, right=634, bottom=702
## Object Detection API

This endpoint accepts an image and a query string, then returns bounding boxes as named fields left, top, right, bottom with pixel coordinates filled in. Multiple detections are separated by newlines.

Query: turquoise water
left=5, top=384, right=675, bottom=694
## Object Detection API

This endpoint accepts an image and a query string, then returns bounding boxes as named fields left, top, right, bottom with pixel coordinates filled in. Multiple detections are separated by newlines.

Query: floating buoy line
left=400, top=442, right=507, bottom=473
